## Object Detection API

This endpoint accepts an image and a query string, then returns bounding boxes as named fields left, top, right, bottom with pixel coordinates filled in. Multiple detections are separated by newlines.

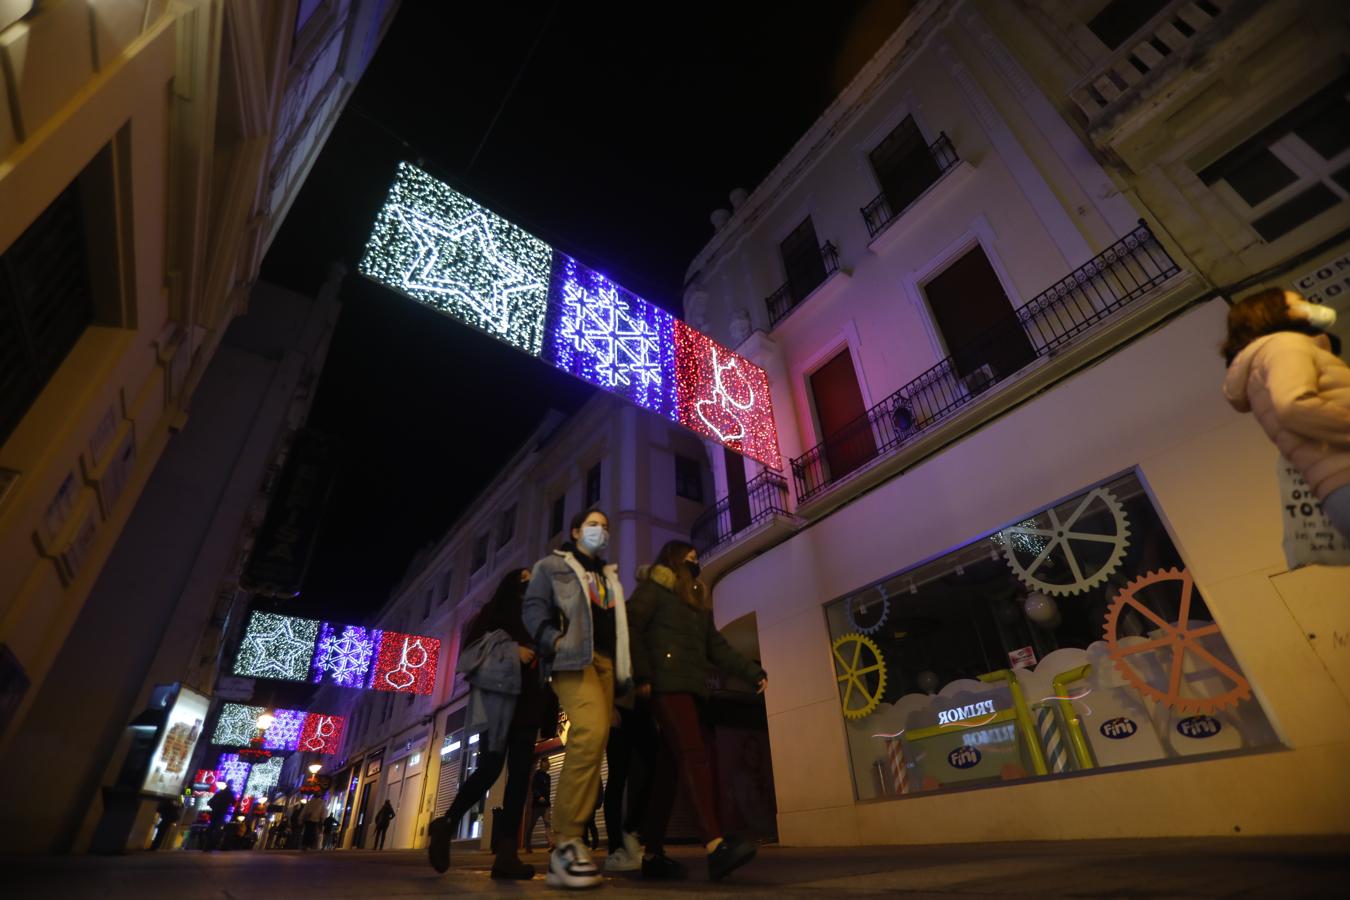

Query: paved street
left=8, top=837, right=1349, bottom=899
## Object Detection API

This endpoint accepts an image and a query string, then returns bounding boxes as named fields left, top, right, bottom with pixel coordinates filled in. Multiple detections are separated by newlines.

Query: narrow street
left=9, top=837, right=1349, bottom=899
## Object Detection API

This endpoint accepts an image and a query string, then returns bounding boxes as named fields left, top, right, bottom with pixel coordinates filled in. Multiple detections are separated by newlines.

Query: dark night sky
left=259, top=1, right=910, bottom=622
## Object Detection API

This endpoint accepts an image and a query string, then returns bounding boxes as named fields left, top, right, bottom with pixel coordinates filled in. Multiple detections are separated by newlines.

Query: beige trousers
left=549, top=653, right=614, bottom=843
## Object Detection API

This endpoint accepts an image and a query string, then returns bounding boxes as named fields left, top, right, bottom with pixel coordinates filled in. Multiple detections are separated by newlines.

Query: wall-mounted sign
left=365, top=751, right=384, bottom=778
left=142, top=686, right=209, bottom=798
left=361, top=162, right=782, bottom=468
left=1290, top=251, right=1350, bottom=305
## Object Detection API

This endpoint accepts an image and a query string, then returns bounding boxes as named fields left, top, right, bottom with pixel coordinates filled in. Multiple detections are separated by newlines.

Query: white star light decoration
left=232, top=612, right=320, bottom=682
left=360, top=162, right=551, bottom=356
left=211, top=703, right=264, bottom=747
left=547, top=257, right=677, bottom=419
left=244, top=756, right=284, bottom=800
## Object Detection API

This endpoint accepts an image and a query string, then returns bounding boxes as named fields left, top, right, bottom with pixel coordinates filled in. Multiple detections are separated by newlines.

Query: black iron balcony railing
left=690, top=470, right=791, bottom=556
left=790, top=220, right=1181, bottom=503
left=765, top=241, right=841, bottom=326
left=861, top=133, right=960, bottom=239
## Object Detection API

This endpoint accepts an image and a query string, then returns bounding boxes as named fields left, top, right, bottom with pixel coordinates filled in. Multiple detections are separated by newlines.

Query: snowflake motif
left=233, top=612, right=319, bottom=682
left=216, top=753, right=250, bottom=797
left=311, top=623, right=376, bottom=688
left=262, top=708, right=306, bottom=751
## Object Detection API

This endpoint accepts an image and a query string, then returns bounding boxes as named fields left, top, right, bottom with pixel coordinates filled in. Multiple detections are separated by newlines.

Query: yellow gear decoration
left=831, top=633, right=887, bottom=719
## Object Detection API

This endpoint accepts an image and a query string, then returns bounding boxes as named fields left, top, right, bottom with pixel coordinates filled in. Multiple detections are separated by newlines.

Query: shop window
left=1199, top=77, right=1350, bottom=242
left=868, top=116, right=943, bottom=220
left=674, top=454, right=704, bottom=502
left=779, top=217, right=828, bottom=303
left=825, top=470, right=1278, bottom=802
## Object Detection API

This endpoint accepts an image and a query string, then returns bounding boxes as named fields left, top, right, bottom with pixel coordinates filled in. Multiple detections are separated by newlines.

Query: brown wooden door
left=810, top=349, right=876, bottom=479
left=923, top=246, right=1035, bottom=387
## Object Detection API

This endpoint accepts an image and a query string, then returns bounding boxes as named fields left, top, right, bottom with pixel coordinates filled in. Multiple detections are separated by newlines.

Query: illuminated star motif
left=244, top=756, right=284, bottom=800
left=211, top=703, right=265, bottom=747
left=360, top=162, right=551, bottom=356
left=311, top=623, right=376, bottom=688
left=233, top=612, right=320, bottom=682
left=545, top=256, right=677, bottom=419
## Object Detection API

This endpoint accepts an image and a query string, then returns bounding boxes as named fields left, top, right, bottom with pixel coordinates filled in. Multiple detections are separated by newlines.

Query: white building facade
left=683, top=0, right=1350, bottom=847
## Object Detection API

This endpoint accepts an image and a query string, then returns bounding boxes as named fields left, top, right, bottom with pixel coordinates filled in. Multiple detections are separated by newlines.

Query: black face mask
left=685, top=560, right=701, bottom=579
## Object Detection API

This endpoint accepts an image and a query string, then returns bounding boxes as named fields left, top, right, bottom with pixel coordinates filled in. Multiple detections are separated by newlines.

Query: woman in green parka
left=626, top=539, right=767, bottom=882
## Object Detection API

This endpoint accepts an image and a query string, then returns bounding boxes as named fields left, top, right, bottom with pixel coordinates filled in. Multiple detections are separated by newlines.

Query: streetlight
left=308, top=763, right=322, bottom=775
left=256, top=712, right=275, bottom=731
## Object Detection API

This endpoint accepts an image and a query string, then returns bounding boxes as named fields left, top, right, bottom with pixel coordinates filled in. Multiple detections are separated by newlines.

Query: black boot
left=707, top=837, right=756, bottom=881
left=491, top=848, right=536, bottom=880
left=427, top=815, right=453, bottom=874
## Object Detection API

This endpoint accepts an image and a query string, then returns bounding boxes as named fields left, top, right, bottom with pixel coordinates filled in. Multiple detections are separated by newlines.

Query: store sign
left=1176, top=715, right=1221, bottom=739
left=365, top=751, right=384, bottom=778
left=1007, top=646, right=1037, bottom=670
left=1290, top=252, right=1350, bottom=305
left=1100, top=717, right=1138, bottom=739
left=142, top=686, right=209, bottom=798
left=937, top=699, right=997, bottom=725
left=947, top=746, right=982, bottom=769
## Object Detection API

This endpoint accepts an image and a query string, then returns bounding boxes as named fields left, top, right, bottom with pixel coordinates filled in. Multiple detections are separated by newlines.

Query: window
left=869, top=116, right=942, bottom=220
left=779, top=217, right=828, bottom=303
left=1199, top=78, right=1350, bottom=242
left=471, top=533, right=489, bottom=572
left=809, top=349, right=876, bottom=481
left=550, top=495, right=565, bottom=536
left=423, top=588, right=433, bottom=620
left=825, top=470, right=1277, bottom=802
left=1085, top=0, right=1171, bottom=50
left=585, top=463, right=602, bottom=507
left=1, top=181, right=97, bottom=446
left=674, top=455, right=704, bottom=502
left=922, top=245, right=1035, bottom=388
left=437, top=569, right=453, bottom=605
left=498, top=505, right=516, bottom=547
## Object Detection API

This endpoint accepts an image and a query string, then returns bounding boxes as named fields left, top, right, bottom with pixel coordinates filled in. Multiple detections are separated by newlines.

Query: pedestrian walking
left=627, top=540, right=767, bottom=882
left=372, top=800, right=395, bottom=850
left=150, top=796, right=183, bottom=850
left=203, top=784, right=235, bottom=852
left=322, top=814, right=339, bottom=849
left=601, top=695, right=659, bottom=873
left=427, top=568, right=550, bottom=880
left=525, top=759, right=553, bottom=852
left=1222, top=287, right=1350, bottom=539
left=522, top=508, right=633, bottom=890
left=301, top=795, right=325, bottom=850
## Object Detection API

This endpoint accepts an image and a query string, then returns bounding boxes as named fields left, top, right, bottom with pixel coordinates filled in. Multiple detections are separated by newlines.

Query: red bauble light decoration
left=369, top=631, right=440, bottom=695
left=673, top=321, right=780, bottom=469
left=298, top=713, right=346, bottom=755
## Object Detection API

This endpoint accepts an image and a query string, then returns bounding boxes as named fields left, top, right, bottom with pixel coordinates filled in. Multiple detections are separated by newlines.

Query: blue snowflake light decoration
left=263, top=708, right=306, bottom=751
left=232, top=612, right=320, bottom=682
left=311, top=622, right=376, bottom=688
left=360, top=162, right=553, bottom=356
left=544, top=255, right=677, bottom=419
left=216, top=753, right=250, bottom=797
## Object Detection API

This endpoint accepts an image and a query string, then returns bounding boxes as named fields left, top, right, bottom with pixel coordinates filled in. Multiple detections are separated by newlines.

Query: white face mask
left=578, top=524, right=608, bottom=554
left=1292, top=299, right=1338, bottom=330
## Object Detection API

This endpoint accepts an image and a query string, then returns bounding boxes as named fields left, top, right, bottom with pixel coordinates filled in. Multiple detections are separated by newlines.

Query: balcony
left=861, top=132, right=961, bottom=239
left=690, top=470, right=797, bottom=573
left=765, top=241, right=841, bottom=326
left=790, top=220, right=1183, bottom=504
left=1068, top=0, right=1237, bottom=129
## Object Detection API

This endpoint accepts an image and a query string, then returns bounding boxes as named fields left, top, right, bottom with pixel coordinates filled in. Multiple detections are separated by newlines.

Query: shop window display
left=825, top=470, right=1279, bottom=801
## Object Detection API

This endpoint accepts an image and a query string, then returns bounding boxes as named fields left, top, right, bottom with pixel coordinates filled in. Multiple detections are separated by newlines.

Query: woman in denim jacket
left=522, top=508, right=632, bottom=890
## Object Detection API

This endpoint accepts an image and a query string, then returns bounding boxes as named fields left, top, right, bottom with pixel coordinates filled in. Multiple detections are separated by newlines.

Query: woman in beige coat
left=1222, top=287, right=1350, bottom=538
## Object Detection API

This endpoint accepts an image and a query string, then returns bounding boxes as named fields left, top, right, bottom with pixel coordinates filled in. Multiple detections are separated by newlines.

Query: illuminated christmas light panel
left=369, top=630, right=440, bottom=695
left=299, top=713, right=346, bottom=755
left=210, top=703, right=265, bottom=747
left=237, top=795, right=255, bottom=815
left=311, top=622, right=376, bottom=687
left=262, top=708, right=307, bottom=751
left=216, top=753, right=250, bottom=797
left=244, top=756, right=284, bottom=800
left=543, top=255, right=677, bottom=419
left=673, top=321, right=780, bottom=468
left=360, top=162, right=552, bottom=356
left=232, top=612, right=320, bottom=682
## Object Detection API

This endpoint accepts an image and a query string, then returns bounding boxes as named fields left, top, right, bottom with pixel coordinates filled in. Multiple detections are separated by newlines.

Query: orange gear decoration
left=1103, top=568, right=1252, bottom=714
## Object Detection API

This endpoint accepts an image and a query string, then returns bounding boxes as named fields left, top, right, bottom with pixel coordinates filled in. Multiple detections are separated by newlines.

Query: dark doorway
left=780, top=217, right=828, bottom=302
left=923, top=246, right=1035, bottom=389
left=809, top=348, right=876, bottom=479
left=724, top=446, right=752, bottom=534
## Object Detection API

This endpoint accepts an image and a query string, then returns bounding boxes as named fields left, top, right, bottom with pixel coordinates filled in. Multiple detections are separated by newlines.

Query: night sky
left=259, top=1, right=911, bottom=622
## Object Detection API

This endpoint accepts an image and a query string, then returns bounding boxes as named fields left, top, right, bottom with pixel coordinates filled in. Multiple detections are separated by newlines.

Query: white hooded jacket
left=1222, top=330, right=1350, bottom=499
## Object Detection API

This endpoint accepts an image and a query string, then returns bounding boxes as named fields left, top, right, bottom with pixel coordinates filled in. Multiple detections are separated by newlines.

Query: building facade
left=682, top=0, right=1350, bottom=847
left=0, top=0, right=397, bottom=852
left=299, top=393, right=746, bottom=851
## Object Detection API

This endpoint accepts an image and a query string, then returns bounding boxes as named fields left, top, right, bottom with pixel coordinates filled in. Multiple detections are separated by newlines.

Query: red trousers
left=644, top=692, right=721, bottom=851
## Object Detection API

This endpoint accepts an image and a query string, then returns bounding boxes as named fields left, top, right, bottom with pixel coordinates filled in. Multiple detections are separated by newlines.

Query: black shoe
left=491, top=854, right=536, bottom=880
left=427, top=816, right=452, bottom=874
left=641, top=853, right=688, bottom=880
left=707, top=838, right=756, bottom=881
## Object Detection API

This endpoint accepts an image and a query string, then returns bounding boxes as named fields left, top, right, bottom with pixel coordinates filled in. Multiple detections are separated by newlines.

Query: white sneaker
left=621, top=830, right=642, bottom=859
left=603, top=845, right=639, bottom=873
left=546, top=839, right=603, bottom=889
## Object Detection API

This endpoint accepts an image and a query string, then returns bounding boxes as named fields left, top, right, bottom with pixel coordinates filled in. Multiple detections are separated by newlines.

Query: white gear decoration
left=999, top=487, right=1129, bottom=597
left=845, top=586, right=889, bottom=635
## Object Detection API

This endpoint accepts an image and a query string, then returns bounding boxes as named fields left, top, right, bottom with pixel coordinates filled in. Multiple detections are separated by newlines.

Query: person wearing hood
left=627, top=540, right=767, bottom=882
left=427, top=567, right=545, bottom=880
left=522, top=508, right=632, bottom=890
left=1222, top=287, right=1350, bottom=539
